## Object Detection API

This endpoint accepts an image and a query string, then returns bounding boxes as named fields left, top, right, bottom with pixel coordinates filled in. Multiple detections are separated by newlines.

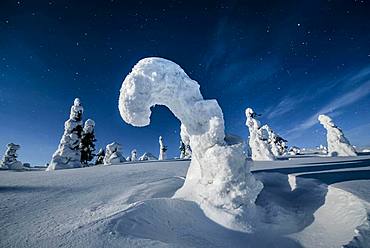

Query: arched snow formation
left=119, top=57, right=263, bottom=232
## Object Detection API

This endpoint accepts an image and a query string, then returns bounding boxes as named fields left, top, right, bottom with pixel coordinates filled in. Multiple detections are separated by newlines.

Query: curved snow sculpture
left=318, top=114, right=357, bottom=157
left=245, top=108, right=275, bottom=161
left=119, top=57, right=263, bottom=232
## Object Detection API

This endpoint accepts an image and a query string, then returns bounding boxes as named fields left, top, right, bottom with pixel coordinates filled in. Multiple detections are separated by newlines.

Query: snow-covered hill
left=1, top=156, right=370, bottom=247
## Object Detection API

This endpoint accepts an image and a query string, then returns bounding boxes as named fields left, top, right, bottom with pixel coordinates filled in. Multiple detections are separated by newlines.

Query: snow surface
left=118, top=57, right=263, bottom=232
left=318, top=114, right=357, bottom=157
left=1, top=156, right=370, bottom=247
left=245, top=108, right=275, bottom=161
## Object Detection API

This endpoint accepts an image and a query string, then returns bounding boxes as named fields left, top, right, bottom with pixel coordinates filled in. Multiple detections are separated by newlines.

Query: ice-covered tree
left=158, top=136, right=167, bottom=160
left=95, top=148, right=105, bottom=165
left=180, top=128, right=192, bottom=159
left=260, top=124, right=287, bottom=156
left=179, top=141, right=186, bottom=159
left=118, top=57, right=263, bottom=232
left=127, top=149, right=138, bottom=162
left=318, top=114, right=357, bottom=157
left=245, top=108, right=275, bottom=161
left=103, top=142, right=126, bottom=165
left=80, top=119, right=96, bottom=166
left=47, top=98, right=84, bottom=171
left=0, top=143, right=24, bottom=170
left=138, top=152, right=157, bottom=161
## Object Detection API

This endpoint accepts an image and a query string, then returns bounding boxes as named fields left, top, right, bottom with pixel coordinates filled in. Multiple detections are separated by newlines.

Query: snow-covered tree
left=95, top=148, right=105, bottom=165
left=179, top=141, right=186, bottom=159
left=80, top=119, right=96, bottom=166
left=138, top=152, right=157, bottom=161
left=127, top=149, right=138, bottom=162
left=288, top=146, right=301, bottom=155
left=318, top=114, right=357, bottom=157
left=245, top=108, right=275, bottom=161
left=103, top=142, right=126, bottom=165
left=47, top=98, right=84, bottom=171
left=260, top=124, right=287, bottom=156
left=118, top=57, right=263, bottom=232
left=158, top=136, right=167, bottom=160
left=0, top=143, right=24, bottom=170
left=180, top=128, right=192, bottom=159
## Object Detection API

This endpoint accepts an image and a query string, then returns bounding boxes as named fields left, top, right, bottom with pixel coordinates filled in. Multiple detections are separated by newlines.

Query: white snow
left=158, top=136, right=167, bottom=160
left=47, top=98, right=84, bottom=171
left=138, top=152, right=158, bottom=161
left=118, top=57, right=263, bottom=232
left=103, top=142, right=126, bottom=165
left=318, top=114, right=357, bottom=157
left=245, top=108, right=275, bottom=161
left=0, top=143, right=24, bottom=170
left=1, top=156, right=370, bottom=247
left=260, top=124, right=287, bottom=156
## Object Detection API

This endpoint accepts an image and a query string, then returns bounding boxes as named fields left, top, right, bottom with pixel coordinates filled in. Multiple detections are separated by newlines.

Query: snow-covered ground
left=1, top=156, right=370, bottom=247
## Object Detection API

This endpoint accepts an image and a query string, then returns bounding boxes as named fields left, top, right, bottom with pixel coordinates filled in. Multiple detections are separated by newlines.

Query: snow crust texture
left=47, top=98, right=84, bottom=171
left=118, top=57, right=263, bottom=232
left=318, top=114, right=357, bottom=157
left=245, top=108, right=275, bottom=161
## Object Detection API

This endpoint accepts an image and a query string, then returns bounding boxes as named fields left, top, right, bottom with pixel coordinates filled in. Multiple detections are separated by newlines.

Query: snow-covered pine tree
left=245, top=108, right=275, bottom=161
left=158, top=136, right=167, bottom=160
left=80, top=119, right=96, bottom=166
left=47, top=98, right=84, bottom=171
left=0, top=143, right=24, bottom=170
left=103, top=142, right=126, bottom=165
left=318, top=114, right=357, bottom=157
left=95, top=148, right=105, bottom=165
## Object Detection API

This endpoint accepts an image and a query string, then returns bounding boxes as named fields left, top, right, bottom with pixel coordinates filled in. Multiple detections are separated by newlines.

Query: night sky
left=1, top=0, right=370, bottom=165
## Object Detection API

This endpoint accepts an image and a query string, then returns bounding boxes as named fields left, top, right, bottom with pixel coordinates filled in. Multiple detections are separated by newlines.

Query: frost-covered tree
left=47, top=98, right=84, bottom=171
left=318, top=114, right=357, bottom=157
left=158, top=136, right=167, bottom=160
left=80, top=119, right=96, bottom=166
left=118, top=57, right=263, bottom=232
left=180, top=128, right=192, bottom=159
left=127, top=149, right=138, bottom=162
left=138, top=152, right=157, bottom=161
left=0, top=143, right=24, bottom=170
left=260, top=124, right=288, bottom=156
left=245, top=108, right=275, bottom=161
left=179, top=141, right=186, bottom=159
left=103, top=142, right=126, bottom=165
left=95, top=148, right=105, bottom=165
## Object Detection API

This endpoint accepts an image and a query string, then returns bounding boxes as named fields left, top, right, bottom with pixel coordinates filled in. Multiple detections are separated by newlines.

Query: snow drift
left=118, top=57, right=263, bottom=232
left=318, top=114, right=357, bottom=157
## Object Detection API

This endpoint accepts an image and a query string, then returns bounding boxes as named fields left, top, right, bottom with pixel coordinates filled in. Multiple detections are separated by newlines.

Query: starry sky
left=1, top=0, right=370, bottom=165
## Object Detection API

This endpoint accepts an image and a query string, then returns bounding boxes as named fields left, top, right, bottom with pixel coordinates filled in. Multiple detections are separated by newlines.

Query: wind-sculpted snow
left=245, top=108, right=275, bottom=161
left=119, top=57, right=263, bottom=232
left=318, top=114, right=357, bottom=157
